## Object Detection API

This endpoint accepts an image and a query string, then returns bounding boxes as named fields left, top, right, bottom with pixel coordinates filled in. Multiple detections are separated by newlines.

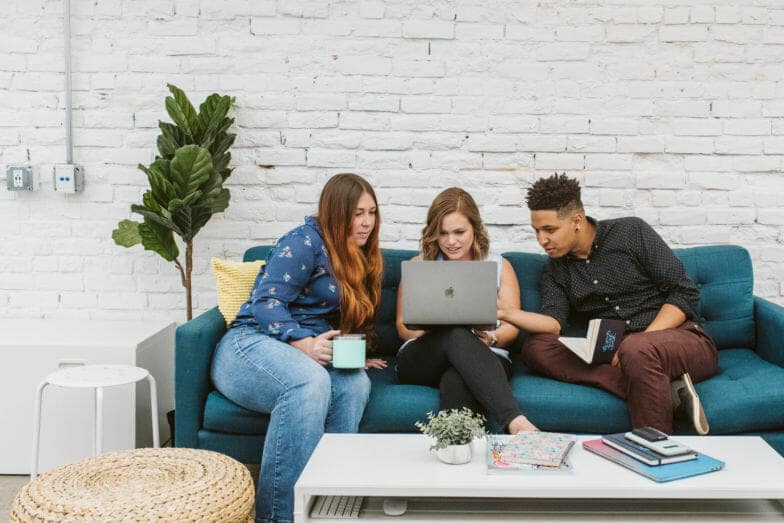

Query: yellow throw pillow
left=211, top=258, right=266, bottom=326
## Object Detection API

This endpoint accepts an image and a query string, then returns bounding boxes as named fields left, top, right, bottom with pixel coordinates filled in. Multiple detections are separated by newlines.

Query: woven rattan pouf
left=10, top=447, right=255, bottom=522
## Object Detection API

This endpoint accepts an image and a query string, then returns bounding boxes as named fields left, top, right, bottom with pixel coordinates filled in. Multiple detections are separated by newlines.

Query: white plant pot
left=435, top=443, right=472, bottom=465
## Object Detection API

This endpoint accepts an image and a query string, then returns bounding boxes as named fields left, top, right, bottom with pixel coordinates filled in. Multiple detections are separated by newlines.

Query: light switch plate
left=54, top=164, right=84, bottom=193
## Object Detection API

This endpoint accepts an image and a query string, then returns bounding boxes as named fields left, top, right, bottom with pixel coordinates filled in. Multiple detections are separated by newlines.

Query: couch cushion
left=360, top=357, right=634, bottom=434
left=243, top=245, right=273, bottom=263
left=203, top=363, right=437, bottom=436
left=360, top=362, right=438, bottom=432
left=673, top=246, right=754, bottom=350
left=697, top=348, right=784, bottom=433
left=203, top=391, right=270, bottom=435
left=211, top=258, right=266, bottom=326
left=502, top=252, right=551, bottom=334
left=509, top=359, right=632, bottom=434
left=375, top=249, right=418, bottom=356
left=203, top=349, right=784, bottom=438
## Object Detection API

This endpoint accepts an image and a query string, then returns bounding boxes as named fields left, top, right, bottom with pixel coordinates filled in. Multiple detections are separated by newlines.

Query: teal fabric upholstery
left=374, top=249, right=416, bottom=356
left=509, top=360, right=632, bottom=434
left=696, top=349, right=784, bottom=433
left=174, top=306, right=226, bottom=449
left=673, top=246, right=755, bottom=350
left=755, top=297, right=784, bottom=368
left=176, top=244, right=784, bottom=463
left=361, top=363, right=439, bottom=433
left=203, top=391, right=270, bottom=435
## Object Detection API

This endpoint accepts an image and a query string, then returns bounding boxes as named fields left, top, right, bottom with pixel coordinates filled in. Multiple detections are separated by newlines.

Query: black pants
left=395, top=326, right=521, bottom=429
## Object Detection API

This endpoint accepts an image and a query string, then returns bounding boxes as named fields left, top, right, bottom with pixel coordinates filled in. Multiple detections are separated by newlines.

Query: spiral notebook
left=487, top=432, right=576, bottom=473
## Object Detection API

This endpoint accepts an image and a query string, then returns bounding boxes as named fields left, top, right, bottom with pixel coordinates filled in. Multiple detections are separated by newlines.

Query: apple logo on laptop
left=444, top=286, right=454, bottom=298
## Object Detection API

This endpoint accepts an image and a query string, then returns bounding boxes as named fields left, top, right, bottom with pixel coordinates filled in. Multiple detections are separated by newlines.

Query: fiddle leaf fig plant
left=112, top=84, right=236, bottom=320
left=415, top=408, right=487, bottom=450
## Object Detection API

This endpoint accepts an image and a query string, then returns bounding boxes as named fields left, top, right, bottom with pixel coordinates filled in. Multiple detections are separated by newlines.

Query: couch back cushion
left=376, top=249, right=418, bottom=355
left=244, top=244, right=755, bottom=353
left=243, top=246, right=273, bottom=263
left=672, top=245, right=754, bottom=349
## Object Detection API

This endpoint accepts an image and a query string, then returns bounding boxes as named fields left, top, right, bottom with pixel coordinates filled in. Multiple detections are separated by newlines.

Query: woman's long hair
left=318, top=173, right=383, bottom=345
left=420, top=187, right=490, bottom=261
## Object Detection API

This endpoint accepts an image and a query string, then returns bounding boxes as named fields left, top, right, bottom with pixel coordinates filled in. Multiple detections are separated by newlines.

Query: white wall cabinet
left=0, top=319, right=176, bottom=474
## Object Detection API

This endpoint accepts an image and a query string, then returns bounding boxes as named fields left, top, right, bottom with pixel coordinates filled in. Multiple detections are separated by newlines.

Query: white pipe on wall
left=64, top=0, right=73, bottom=164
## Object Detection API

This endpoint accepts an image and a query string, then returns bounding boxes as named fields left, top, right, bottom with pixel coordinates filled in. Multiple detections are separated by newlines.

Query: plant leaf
left=158, top=122, right=188, bottom=158
left=210, top=130, right=236, bottom=158
left=165, top=84, right=201, bottom=142
left=157, top=133, right=177, bottom=159
left=138, top=219, right=179, bottom=262
left=146, top=160, right=177, bottom=208
left=197, top=170, right=223, bottom=197
left=141, top=191, right=173, bottom=221
left=188, top=204, right=216, bottom=236
left=112, top=219, right=142, bottom=247
left=199, top=94, right=232, bottom=148
left=170, top=145, right=214, bottom=198
left=205, top=188, right=230, bottom=214
left=131, top=204, right=184, bottom=237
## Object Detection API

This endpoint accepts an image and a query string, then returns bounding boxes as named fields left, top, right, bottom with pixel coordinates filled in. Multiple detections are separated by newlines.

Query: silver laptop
left=401, top=261, right=497, bottom=330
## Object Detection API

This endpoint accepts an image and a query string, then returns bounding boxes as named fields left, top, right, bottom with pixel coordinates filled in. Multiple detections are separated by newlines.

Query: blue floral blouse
left=232, top=216, right=340, bottom=341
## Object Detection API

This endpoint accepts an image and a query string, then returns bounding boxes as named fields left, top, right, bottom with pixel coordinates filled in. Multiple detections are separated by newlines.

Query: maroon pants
left=522, top=322, right=718, bottom=434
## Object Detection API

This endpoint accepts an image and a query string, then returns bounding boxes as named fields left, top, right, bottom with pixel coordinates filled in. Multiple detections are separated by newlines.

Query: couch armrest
left=175, top=307, right=226, bottom=448
left=754, top=297, right=784, bottom=368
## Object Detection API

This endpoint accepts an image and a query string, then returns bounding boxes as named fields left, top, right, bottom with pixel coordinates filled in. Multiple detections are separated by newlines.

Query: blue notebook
left=583, top=439, right=725, bottom=482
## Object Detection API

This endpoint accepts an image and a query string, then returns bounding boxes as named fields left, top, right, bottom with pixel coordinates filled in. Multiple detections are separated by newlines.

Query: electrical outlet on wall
left=54, top=164, right=84, bottom=193
left=5, top=165, right=38, bottom=191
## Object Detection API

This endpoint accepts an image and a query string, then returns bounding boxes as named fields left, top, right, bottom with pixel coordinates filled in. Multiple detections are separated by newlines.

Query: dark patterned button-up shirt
left=540, top=216, right=699, bottom=333
left=232, top=216, right=340, bottom=341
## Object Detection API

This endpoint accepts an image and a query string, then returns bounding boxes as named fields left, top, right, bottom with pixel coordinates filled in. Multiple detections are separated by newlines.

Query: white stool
left=30, top=364, right=159, bottom=478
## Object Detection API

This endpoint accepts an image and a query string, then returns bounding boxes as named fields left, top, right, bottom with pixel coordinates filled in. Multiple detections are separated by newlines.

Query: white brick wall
left=2, top=0, right=784, bottom=322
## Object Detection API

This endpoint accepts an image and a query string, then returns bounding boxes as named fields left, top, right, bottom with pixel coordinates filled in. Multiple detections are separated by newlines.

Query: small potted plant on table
left=415, top=408, right=486, bottom=465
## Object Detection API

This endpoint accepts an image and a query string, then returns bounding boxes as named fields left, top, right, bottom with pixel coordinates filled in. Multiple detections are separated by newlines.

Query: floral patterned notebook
left=487, top=432, right=576, bottom=473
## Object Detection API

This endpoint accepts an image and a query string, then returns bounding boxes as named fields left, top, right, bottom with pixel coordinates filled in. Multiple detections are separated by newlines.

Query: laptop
left=401, top=261, right=497, bottom=330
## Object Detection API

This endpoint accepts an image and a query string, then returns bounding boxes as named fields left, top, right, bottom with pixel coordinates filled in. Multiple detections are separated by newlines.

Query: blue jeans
left=211, top=325, right=371, bottom=523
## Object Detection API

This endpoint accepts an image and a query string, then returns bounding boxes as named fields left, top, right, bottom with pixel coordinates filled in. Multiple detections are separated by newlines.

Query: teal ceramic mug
left=332, top=334, right=366, bottom=369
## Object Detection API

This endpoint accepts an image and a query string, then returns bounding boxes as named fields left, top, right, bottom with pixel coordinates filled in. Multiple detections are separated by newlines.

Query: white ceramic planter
left=435, top=443, right=472, bottom=465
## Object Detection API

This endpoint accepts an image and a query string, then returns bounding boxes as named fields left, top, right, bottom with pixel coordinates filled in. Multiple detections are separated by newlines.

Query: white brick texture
left=2, top=0, right=784, bottom=322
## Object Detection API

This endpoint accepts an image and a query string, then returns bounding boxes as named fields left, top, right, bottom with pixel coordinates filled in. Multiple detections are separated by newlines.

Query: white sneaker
left=671, top=372, right=709, bottom=435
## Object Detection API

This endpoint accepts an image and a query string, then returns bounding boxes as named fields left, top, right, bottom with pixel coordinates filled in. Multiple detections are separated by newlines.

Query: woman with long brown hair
left=212, top=173, right=385, bottom=523
left=395, top=187, right=539, bottom=434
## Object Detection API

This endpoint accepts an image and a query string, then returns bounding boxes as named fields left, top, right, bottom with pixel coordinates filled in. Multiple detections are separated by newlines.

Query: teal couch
left=175, top=244, right=784, bottom=462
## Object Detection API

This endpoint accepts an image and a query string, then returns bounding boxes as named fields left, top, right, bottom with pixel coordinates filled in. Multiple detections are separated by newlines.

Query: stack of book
left=601, top=432, right=698, bottom=466
left=583, top=428, right=724, bottom=482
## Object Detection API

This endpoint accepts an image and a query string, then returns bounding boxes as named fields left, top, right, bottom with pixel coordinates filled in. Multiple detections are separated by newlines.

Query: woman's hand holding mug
left=291, top=330, right=340, bottom=365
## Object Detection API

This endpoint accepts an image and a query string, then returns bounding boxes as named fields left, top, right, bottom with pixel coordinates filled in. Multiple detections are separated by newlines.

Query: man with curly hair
left=499, top=173, right=718, bottom=435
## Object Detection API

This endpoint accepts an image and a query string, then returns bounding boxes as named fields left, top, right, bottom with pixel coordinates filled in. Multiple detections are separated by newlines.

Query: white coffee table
left=294, top=434, right=784, bottom=522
